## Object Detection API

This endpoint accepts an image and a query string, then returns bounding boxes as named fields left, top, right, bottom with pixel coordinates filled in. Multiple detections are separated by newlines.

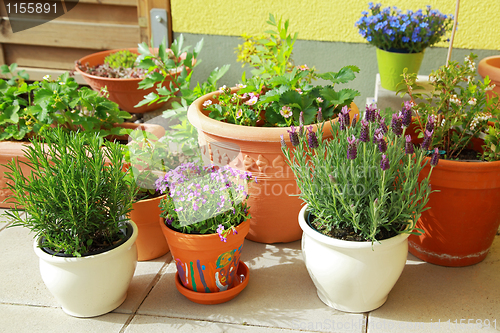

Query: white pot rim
left=298, top=205, right=410, bottom=250
left=33, top=221, right=138, bottom=263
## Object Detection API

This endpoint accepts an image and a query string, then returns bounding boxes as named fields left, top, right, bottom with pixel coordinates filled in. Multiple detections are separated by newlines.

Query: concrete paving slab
left=125, top=315, right=330, bottom=332
left=138, top=239, right=366, bottom=333
left=368, top=237, right=500, bottom=333
left=0, top=208, right=20, bottom=230
left=0, top=303, right=130, bottom=333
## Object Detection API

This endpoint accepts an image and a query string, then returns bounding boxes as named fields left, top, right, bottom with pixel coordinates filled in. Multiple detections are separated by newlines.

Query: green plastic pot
left=376, top=48, right=425, bottom=91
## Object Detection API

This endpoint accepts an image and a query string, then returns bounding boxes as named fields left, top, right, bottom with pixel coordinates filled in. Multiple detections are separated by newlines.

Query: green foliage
left=0, top=68, right=131, bottom=142
left=104, top=50, right=138, bottom=69
left=482, top=120, right=500, bottom=161
left=281, top=107, right=437, bottom=243
left=398, top=54, right=500, bottom=160
left=205, top=13, right=360, bottom=127
left=3, top=128, right=137, bottom=257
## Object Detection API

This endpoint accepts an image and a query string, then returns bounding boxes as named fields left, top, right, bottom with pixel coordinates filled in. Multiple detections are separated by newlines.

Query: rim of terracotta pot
left=298, top=205, right=410, bottom=250
left=478, top=55, right=500, bottom=82
left=187, top=88, right=359, bottom=142
left=75, top=48, right=192, bottom=83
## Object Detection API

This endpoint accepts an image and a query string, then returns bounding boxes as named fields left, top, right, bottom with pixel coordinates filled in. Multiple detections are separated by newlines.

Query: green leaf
left=135, top=92, right=159, bottom=107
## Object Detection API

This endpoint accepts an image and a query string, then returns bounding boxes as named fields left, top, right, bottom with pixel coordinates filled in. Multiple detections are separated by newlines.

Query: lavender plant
left=281, top=103, right=439, bottom=243
left=399, top=54, right=500, bottom=160
left=156, top=163, right=252, bottom=241
left=355, top=3, right=453, bottom=53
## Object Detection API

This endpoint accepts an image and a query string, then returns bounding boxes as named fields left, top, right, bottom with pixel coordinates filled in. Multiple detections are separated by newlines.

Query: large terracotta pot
left=478, top=55, right=500, bottom=99
left=0, top=122, right=165, bottom=209
left=129, top=194, right=170, bottom=261
left=159, top=219, right=249, bottom=294
left=187, top=89, right=359, bottom=243
left=75, top=48, right=191, bottom=113
left=298, top=205, right=409, bottom=312
left=409, top=143, right=500, bottom=267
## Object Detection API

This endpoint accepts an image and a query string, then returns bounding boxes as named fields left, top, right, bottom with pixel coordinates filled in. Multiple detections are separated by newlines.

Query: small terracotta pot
left=478, top=56, right=500, bottom=99
left=129, top=194, right=170, bottom=261
left=409, top=139, right=500, bottom=266
left=187, top=89, right=359, bottom=243
left=0, top=123, right=165, bottom=209
left=159, top=219, right=250, bottom=293
left=75, top=48, right=191, bottom=113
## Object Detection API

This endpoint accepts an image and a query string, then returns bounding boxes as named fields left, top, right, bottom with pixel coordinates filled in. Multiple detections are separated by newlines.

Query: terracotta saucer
left=175, top=262, right=250, bottom=305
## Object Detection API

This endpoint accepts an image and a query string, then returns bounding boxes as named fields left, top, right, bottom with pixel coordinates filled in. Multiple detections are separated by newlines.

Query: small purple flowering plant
left=156, top=162, right=252, bottom=239
left=281, top=104, right=439, bottom=243
left=355, top=3, right=453, bottom=53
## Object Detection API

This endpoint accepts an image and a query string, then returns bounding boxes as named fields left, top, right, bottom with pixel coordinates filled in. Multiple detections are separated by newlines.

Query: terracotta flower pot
left=159, top=219, right=250, bottom=295
left=129, top=194, right=170, bottom=261
left=187, top=89, right=359, bottom=243
left=0, top=122, right=165, bottom=209
left=478, top=56, right=500, bottom=99
left=409, top=145, right=500, bottom=267
left=75, top=48, right=191, bottom=113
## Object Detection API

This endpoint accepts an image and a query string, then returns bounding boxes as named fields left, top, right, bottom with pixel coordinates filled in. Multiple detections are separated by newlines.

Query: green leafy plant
left=281, top=103, right=438, bottom=243
left=156, top=163, right=252, bottom=241
left=356, top=3, right=454, bottom=53
left=399, top=54, right=500, bottom=160
left=0, top=66, right=131, bottom=141
left=204, top=13, right=360, bottom=127
left=104, top=50, right=138, bottom=69
left=482, top=120, right=500, bottom=161
left=3, top=127, right=137, bottom=257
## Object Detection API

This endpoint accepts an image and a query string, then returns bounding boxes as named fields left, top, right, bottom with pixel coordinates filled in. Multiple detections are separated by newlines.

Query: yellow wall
left=172, top=0, right=499, bottom=50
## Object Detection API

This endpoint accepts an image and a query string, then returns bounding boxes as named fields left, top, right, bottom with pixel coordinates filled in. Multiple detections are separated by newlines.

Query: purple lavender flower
left=347, top=135, right=358, bottom=160
left=288, top=126, right=299, bottom=146
left=307, top=126, right=319, bottom=149
left=391, top=113, right=403, bottom=136
left=380, top=154, right=390, bottom=171
left=351, top=114, right=358, bottom=127
left=377, top=133, right=387, bottom=153
left=405, top=135, right=414, bottom=155
left=379, top=118, right=388, bottom=134
left=426, top=115, right=435, bottom=133
left=317, top=107, right=323, bottom=122
left=359, top=119, right=369, bottom=142
left=299, top=112, right=304, bottom=135
left=374, top=109, right=382, bottom=122
left=365, top=104, right=377, bottom=122
left=280, top=134, right=286, bottom=149
left=373, top=128, right=382, bottom=144
left=401, top=102, right=412, bottom=127
left=420, top=129, right=433, bottom=151
left=430, top=148, right=440, bottom=167
left=339, top=105, right=350, bottom=130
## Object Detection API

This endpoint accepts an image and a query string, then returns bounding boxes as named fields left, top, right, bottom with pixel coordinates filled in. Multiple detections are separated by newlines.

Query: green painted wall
left=172, top=1, right=500, bottom=109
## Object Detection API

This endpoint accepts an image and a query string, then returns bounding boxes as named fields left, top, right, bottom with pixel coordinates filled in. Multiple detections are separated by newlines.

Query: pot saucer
left=175, top=262, right=249, bottom=305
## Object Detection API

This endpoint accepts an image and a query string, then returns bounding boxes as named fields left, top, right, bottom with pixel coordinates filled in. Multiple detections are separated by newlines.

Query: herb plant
left=399, top=54, right=500, bottom=160
left=3, top=128, right=137, bottom=257
left=355, top=3, right=453, bottom=53
left=156, top=163, right=252, bottom=241
left=0, top=67, right=131, bottom=141
left=104, top=50, right=138, bottom=69
left=281, top=103, right=438, bottom=243
left=204, top=14, right=360, bottom=127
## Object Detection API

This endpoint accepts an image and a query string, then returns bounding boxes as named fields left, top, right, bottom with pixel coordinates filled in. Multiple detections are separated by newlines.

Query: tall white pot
left=33, top=221, right=138, bottom=317
left=298, top=205, right=409, bottom=313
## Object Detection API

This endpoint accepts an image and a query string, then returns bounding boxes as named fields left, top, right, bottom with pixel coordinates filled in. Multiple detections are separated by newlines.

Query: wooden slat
left=77, top=0, right=137, bottom=6
left=0, top=67, right=88, bottom=85
left=58, top=3, right=138, bottom=25
left=0, top=18, right=140, bottom=50
left=4, top=44, right=98, bottom=70
left=136, top=0, right=172, bottom=46
left=0, top=45, right=4, bottom=66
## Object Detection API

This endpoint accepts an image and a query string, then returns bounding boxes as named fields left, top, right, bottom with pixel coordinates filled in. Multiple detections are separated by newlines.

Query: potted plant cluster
left=124, top=129, right=186, bottom=261
left=356, top=3, right=453, bottom=91
left=75, top=35, right=201, bottom=113
left=0, top=65, right=152, bottom=208
left=281, top=103, right=439, bottom=312
left=188, top=13, right=360, bottom=243
left=156, top=162, right=253, bottom=304
left=399, top=54, right=500, bottom=266
left=2, top=127, right=138, bottom=317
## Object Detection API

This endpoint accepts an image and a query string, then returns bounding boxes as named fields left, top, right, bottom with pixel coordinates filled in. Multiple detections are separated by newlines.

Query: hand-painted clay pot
left=159, top=219, right=249, bottom=294
left=187, top=89, right=359, bottom=243
left=409, top=147, right=500, bottom=267
left=75, top=48, right=191, bottom=113
left=478, top=56, right=500, bottom=99
left=129, top=194, right=169, bottom=261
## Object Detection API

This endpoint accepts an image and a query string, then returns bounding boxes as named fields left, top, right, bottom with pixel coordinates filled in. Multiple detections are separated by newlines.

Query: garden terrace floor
left=1, top=208, right=499, bottom=333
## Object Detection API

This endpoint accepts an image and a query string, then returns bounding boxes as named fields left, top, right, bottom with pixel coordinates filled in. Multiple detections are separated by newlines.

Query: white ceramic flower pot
left=33, top=221, right=138, bottom=317
left=298, top=205, right=409, bottom=313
